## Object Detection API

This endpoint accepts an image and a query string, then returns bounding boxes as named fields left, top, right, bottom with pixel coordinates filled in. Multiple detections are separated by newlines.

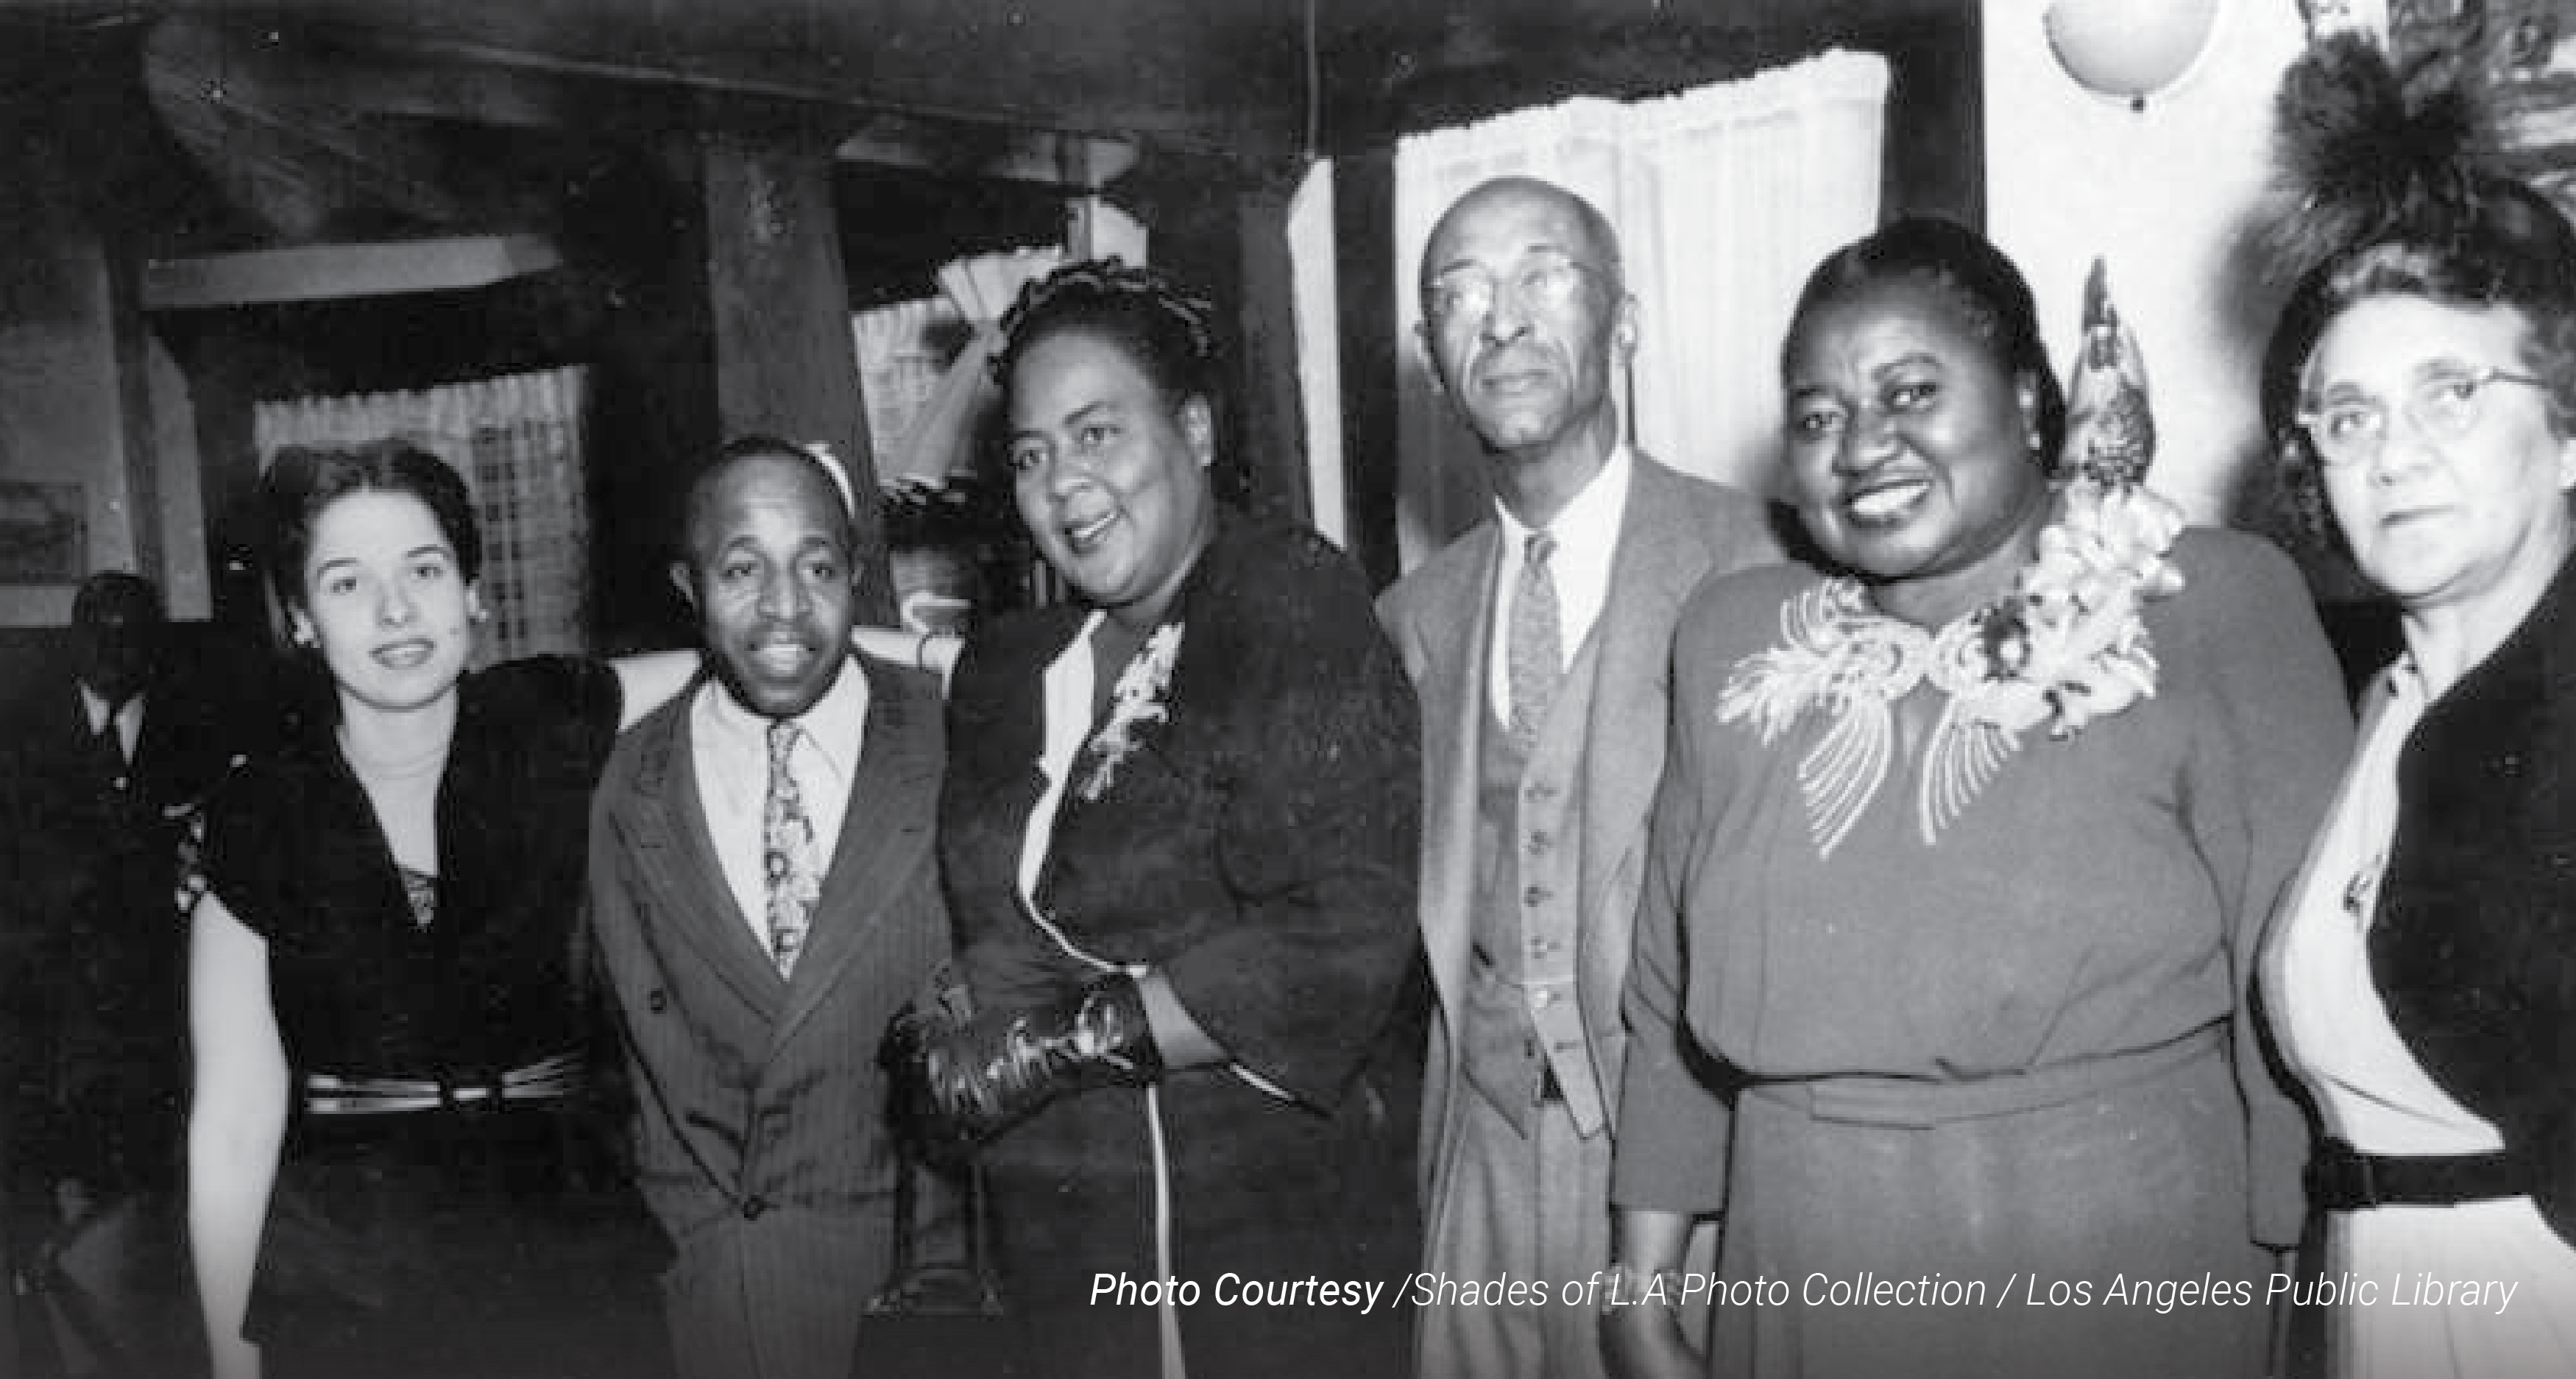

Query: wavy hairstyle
left=990, top=257, right=1225, bottom=417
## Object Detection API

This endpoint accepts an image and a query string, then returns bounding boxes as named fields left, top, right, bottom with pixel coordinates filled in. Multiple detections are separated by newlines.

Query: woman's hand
left=852, top=625, right=962, bottom=680
left=1602, top=1210, right=1706, bottom=1379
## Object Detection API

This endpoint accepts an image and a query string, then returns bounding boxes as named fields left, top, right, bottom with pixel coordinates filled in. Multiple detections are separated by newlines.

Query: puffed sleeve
left=197, top=764, right=299, bottom=944
left=2175, top=532, right=2353, bottom=1247
left=1162, top=530, right=1423, bottom=1109
left=1610, top=585, right=1735, bottom=1213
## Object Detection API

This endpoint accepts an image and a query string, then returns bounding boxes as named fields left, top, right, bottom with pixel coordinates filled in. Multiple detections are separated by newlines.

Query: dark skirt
left=248, top=1107, right=669, bottom=1379
left=978, top=1065, right=1417, bottom=1379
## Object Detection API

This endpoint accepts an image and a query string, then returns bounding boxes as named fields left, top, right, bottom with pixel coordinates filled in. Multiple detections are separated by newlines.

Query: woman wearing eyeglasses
left=2257, top=38, right=2576, bottom=1378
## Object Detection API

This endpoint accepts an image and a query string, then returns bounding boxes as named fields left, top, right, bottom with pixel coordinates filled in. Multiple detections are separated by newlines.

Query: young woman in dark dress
left=184, top=441, right=698, bottom=1379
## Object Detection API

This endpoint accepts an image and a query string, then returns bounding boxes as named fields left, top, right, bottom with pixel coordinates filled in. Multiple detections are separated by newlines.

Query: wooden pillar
left=1333, top=149, right=1401, bottom=591
left=698, top=134, right=894, bottom=624
left=1232, top=174, right=1311, bottom=530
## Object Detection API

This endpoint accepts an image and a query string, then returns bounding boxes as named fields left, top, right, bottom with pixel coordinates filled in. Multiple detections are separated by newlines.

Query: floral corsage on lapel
left=1075, top=621, right=1184, bottom=803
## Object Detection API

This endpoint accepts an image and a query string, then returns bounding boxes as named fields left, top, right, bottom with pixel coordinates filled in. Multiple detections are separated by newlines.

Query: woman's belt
left=301, top=1051, right=584, bottom=1115
left=2308, top=1138, right=2529, bottom=1210
left=1742, top=1023, right=2225, bottom=1129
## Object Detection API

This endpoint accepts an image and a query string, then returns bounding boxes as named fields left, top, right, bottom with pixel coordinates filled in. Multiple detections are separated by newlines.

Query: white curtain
left=252, top=366, right=590, bottom=665
left=849, top=247, right=1064, bottom=484
left=1391, top=49, right=1890, bottom=568
left=851, top=295, right=970, bottom=483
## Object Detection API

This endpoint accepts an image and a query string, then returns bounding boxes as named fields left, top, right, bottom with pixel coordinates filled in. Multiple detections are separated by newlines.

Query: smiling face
left=1781, top=277, right=2051, bottom=616
left=671, top=453, right=859, bottom=719
left=291, top=489, right=481, bottom=720
left=2306, top=294, right=2576, bottom=622
left=1005, top=328, right=1217, bottom=629
left=1418, top=180, right=1632, bottom=476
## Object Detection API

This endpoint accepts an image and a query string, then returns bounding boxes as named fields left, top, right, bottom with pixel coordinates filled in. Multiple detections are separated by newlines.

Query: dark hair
left=1782, top=216, right=2068, bottom=470
left=71, top=570, right=163, bottom=629
left=2259, top=34, right=2576, bottom=552
left=991, top=258, right=1224, bottom=415
left=676, top=434, right=857, bottom=568
left=261, top=440, right=481, bottom=610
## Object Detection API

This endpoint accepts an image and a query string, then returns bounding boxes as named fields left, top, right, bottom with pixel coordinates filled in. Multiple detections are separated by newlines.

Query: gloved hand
left=882, top=973, right=1164, bottom=1157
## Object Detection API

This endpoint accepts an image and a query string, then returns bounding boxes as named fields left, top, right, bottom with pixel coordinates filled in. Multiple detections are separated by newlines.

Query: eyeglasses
left=2295, top=365, right=2552, bottom=468
left=1423, top=254, right=1602, bottom=328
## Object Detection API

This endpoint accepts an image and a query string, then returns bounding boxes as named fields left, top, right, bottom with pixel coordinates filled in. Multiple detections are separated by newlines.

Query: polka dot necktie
left=762, top=720, right=820, bottom=976
left=1507, top=532, right=1563, bottom=749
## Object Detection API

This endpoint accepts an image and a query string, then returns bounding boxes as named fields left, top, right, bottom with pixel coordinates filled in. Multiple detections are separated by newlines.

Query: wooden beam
left=835, top=115, right=1138, bottom=190
left=698, top=134, right=896, bottom=625
left=140, top=235, right=563, bottom=309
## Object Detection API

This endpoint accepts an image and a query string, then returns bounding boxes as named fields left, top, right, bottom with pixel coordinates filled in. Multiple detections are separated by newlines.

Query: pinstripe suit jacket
left=585, top=655, right=949, bottom=1379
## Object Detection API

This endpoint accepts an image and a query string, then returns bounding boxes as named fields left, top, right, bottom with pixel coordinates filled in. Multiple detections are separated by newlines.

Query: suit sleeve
left=1610, top=595, right=1734, bottom=1213
left=1163, top=545, right=1423, bottom=1110
left=2182, top=535, right=2353, bottom=1248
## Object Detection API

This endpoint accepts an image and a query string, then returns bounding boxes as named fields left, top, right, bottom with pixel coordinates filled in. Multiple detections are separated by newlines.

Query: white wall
left=1985, top=0, right=2307, bottom=525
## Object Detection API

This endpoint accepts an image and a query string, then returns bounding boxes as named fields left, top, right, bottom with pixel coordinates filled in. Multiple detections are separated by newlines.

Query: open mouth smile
left=1843, top=476, right=1931, bottom=524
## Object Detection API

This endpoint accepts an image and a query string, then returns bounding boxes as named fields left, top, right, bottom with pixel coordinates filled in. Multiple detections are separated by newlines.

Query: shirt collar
left=1494, top=443, right=1632, bottom=557
left=696, top=655, right=871, bottom=777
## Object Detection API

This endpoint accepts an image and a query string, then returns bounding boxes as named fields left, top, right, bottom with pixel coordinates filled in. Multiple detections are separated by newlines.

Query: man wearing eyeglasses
left=1376, top=175, right=1783, bottom=1379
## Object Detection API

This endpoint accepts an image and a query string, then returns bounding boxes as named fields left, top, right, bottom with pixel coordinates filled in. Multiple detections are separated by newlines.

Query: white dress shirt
left=1487, top=445, right=1632, bottom=727
left=78, top=683, right=144, bottom=763
left=687, top=660, right=870, bottom=947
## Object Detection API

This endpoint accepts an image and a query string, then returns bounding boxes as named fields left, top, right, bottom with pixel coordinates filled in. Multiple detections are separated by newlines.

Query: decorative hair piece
left=2255, top=32, right=2486, bottom=290
left=989, top=257, right=1222, bottom=392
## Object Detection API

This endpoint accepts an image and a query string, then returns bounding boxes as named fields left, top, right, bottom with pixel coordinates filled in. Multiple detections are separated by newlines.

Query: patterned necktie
left=1507, top=532, right=1563, bottom=748
left=762, top=720, right=820, bottom=976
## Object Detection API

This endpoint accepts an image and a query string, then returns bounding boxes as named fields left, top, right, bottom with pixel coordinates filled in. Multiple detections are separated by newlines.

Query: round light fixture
left=2045, top=0, right=2225, bottom=111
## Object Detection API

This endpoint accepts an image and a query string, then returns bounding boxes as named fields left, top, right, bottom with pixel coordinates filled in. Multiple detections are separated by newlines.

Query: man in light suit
left=586, top=437, right=949, bottom=1379
left=1377, top=177, right=1782, bottom=1379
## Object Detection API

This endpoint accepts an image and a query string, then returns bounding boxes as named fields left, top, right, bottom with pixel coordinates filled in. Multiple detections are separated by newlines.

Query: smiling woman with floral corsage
left=881, top=259, right=1423, bottom=1379
left=1602, top=218, right=2352, bottom=1379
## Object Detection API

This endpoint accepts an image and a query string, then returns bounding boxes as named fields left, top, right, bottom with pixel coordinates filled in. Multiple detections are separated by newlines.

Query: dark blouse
left=202, top=656, right=622, bottom=1096
left=941, top=511, right=1423, bottom=1110
left=2374, top=550, right=2576, bottom=1243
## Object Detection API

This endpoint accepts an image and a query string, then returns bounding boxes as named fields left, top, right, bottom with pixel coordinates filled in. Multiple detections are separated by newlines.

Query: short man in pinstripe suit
left=586, top=440, right=951, bottom=1379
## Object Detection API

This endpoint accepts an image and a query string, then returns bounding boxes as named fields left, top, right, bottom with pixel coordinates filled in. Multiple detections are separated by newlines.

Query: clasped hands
left=880, top=967, right=1164, bottom=1162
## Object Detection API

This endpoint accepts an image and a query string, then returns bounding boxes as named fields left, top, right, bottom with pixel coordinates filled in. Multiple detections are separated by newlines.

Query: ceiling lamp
left=2045, top=0, right=2224, bottom=111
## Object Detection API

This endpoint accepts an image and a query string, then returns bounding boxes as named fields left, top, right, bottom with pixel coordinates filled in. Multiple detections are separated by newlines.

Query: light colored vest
left=1462, top=631, right=1607, bottom=1137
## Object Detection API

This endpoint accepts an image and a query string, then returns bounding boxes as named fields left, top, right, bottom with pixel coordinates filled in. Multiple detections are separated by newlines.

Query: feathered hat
left=2257, top=32, right=2576, bottom=445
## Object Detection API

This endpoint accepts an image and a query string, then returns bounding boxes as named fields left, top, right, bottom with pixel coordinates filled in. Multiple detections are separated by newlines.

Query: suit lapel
left=1418, top=523, right=1501, bottom=1027
left=1577, top=459, right=1709, bottom=947
left=771, top=660, right=939, bottom=1048
left=619, top=694, right=785, bottom=1019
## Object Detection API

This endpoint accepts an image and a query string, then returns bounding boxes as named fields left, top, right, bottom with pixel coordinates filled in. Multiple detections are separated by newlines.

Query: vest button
left=1531, top=988, right=1557, bottom=1009
left=741, top=1195, right=771, bottom=1220
left=1524, top=886, right=1549, bottom=908
left=1527, top=831, right=1552, bottom=853
left=647, top=990, right=669, bottom=1014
